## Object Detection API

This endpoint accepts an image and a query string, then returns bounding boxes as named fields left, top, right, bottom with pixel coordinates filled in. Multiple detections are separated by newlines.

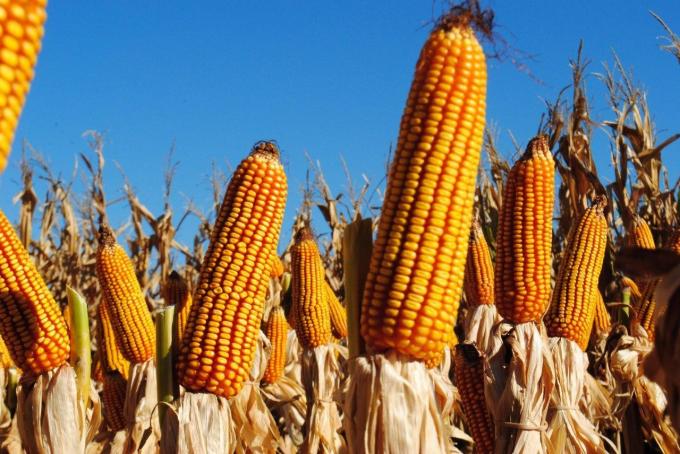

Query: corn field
left=0, top=2, right=678, bottom=453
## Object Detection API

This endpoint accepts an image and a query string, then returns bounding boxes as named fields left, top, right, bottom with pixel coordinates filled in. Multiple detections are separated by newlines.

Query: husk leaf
left=123, top=359, right=158, bottom=454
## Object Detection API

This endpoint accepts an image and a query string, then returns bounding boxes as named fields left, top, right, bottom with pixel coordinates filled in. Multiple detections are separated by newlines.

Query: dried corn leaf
left=464, top=304, right=502, bottom=358
left=123, top=359, right=158, bottom=453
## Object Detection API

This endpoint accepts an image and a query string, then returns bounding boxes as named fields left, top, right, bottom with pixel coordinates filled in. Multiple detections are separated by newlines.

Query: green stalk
left=621, top=287, right=631, bottom=326
left=156, top=306, right=176, bottom=427
left=67, top=286, right=91, bottom=408
left=342, top=217, right=373, bottom=359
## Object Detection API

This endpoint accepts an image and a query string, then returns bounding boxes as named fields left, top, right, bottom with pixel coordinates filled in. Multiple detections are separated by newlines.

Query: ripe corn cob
left=326, top=282, right=348, bottom=339
left=96, top=226, right=155, bottom=364
left=262, top=306, right=287, bottom=384
left=593, top=291, right=611, bottom=335
left=464, top=221, right=494, bottom=306
left=177, top=142, right=287, bottom=398
left=270, top=252, right=284, bottom=278
left=545, top=197, right=608, bottom=350
left=0, top=334, right=12, bottom=369
left=620, top=276, right=642, bottom=300
left=360, top=15, right=487, bottom=361
left=495, top=136, right=555, bottom=324
left=624, top=216, right=658, bottom=338
left=666, top=228, right=680, bottom=254
left=0, top=209, right=69, bottom=374
left=164, top=270, right=193, bottom=345
left=0, top=0, right=47, bottom=174
left=97, top=301, right=130, bottom=379
left=291, top=229, right=332, bottom=349
left=102, top=372, right=127, bottom=432
left=455, top=343, right=494, bottom=453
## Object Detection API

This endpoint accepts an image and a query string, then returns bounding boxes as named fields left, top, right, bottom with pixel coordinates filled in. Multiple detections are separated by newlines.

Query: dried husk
left=123, top=359, right=158, bottom=454
left=300, top=344, right=346, bottom=454
left=633, top=376, right=679, bottom=452
left=485, top=322, right=554, bottom=454
left=427, top=348, right=466, bottom=453
left=16, top=364, right=86, bottom=454
left=0, top=368, right=13, bottom=443
left=230, top=331, right=281, bottom=453
left=262, top=374, right=307, bottom=453
left=546, top=337, right=605, bottom=453
left=284, top=330, right=302, bottom=382
left=464, top=304, right=502, bottom=358
left=343, top=351, right=449, bottom=454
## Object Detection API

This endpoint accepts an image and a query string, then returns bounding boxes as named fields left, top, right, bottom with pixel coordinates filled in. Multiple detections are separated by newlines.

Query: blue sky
left=0, top=1, right=678, bottom=255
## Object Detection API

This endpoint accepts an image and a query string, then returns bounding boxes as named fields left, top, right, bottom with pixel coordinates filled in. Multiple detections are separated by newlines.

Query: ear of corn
left=164, top=270, right=193, bottom=345
left=97, top=301, right=130, bottom=379
left=96, top=226, right=155, bottom=364
left=262, top=306, right=287, bottom=384
left=0, top=209, right=69, bottom=374
left=464, top=221, right=494, bottom=306
left=592, top=290, right=611, bottom=335
left=454, top=343, right=494, bottom=453
left=270, top=252, right=284, bottom=278
left=666, top=228, right=680, bottom=254
left=360, top=16, right=487, bottom=362
left=624, top=216, right=658, bottom=338
left=0, top=0, right=48, bottom=174
left=620, top=276, right=642, bottom=299
left=326, top=283, right=348, bottom=339
left=495, top=136, right=555, bottom=324
left=545, top=197, right=608, bottom=350
left=177, top=142, right=287, bottom=398
left=102, top=371, right=127, bottom=432
left=291, top=229, right=332, bottom=349
left=0, top=333, right=13, bottom=369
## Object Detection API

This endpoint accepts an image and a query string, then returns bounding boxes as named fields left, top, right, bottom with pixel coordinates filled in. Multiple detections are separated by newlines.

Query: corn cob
left=96, top=226, right=155, bottom=364
left=545, top=197, right=608, bottom=350
left=102, top=372, right=127, bottom=432
left=360, top=15, right=487, bottom=362
left=455, top=343, right=494, bottom=453
left=270, top=252, right=284, bottom=278
left=495, top=136, right=555, bottom=324
left=326, top=282, right=348, bottom=339
left=177, top=142, right=287, bottom=398
left=620, top=276, right=642, bottom=300
left=0, top=209, right=69, bottom=374
left=164, top=270, right=193, bottom=345
left=464, top=221, right=494, bottom=306
left=624, top=216, right=658, bottom=338
left=0, top=334, right=12, bottom=369
left=0, top=0, right=47, bottom=174
left=262, top=306, right=287, bottom=384
left=97, top=301, right=130, bottom=379
left=291, top=229, right=332, bottom=349
left=666, top=228, right=680, bottom=254
left=592, top=290, right=611, bottom=335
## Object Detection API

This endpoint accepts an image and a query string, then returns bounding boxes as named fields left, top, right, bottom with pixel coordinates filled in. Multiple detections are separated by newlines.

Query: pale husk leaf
left=123, top=359, right=158, bottom=454
left=261, top=374, right=307, bottom=452
left=464, top=304, right=502, bottom=358
left=427, top=348, right=467, bottom=453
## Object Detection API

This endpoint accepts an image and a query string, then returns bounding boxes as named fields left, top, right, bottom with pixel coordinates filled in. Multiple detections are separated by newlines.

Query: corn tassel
left=262, top=306, right=287, bottom=384
left=165, top=270, right=193, bottom=345
left=464, top=221, right=494, bottom=306
left=177, top=142, right=287, bottom=398
left=360, top=15, right=487, bottom=362
left=0, top=209, right=69, bottom=373
left=495, top=136, right=555, bottom=324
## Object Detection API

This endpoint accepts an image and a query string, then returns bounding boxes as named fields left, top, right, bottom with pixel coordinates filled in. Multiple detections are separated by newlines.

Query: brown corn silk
left=291, top=230, right=332, bottom=349
left=455, top=343, right=494, bottom=453
left=96, top=226, right=155, bottom=364
left=495, top=136, right=555, bottom=324
left=0, top=0, right=47, bottom=174
left=0, top=209, right=69, bottom=374
left=545, top=196, right=608, bottom=350
left=360, top=12, right=487, bottom=363
left=262, top=306, right=287, bottom=384
left=177, top=142, right=287, bottom=398
left=326, top=282, right=348, bottom=339
left=165, top=270, right=193, bottom=345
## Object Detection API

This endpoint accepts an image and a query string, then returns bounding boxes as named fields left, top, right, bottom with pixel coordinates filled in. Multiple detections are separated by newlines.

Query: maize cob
left=96, top=226, right=155, bottom=364
left=624, top=216, right=658, bottom=338
left=495, top=136, right=555, bottom=324
left=291, top=229, right=332, bottom=349
left=102, top=371, right=127, bottom=432
left=270, top=252, right=284, bottom=278
left=262, top=306, right=287, bottom=384
left=545, top=196, right=608, bottom=350
left=97, top=301, right=130, bottom=379
left=592, top=290, right=611, bottom=335
left=164, top=270, right=193, bottom=345
left=360, top=15, right=487, bottom=362
left=625, top=216, right=655, bottom=249
left=464, top=221, right=494, bottom=306
left=620, top=276, right=642, bottom=300
left=455, top=343, right=494, bottom=453
left=666, top=228, right=680, bottom=254
left=326, top=282, right=348, bottom=339
left=0, top=209, right=69, bottom=374
left=0, top=333, right=12, bottom=369
left=177, top=142, right=287, bottom=398
left=0, top=0, right=47, bottom=174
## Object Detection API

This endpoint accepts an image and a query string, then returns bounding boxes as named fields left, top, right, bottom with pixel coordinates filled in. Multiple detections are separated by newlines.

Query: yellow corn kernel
left=360, top=15, right=487, bottom=362
left=262, top=306, right=287, bottom=384
left=624, top=216, right=658, bottom=339
left=620, top=276, right=642, bottom=300
left=0, top=333, right=13, bottom=369
left=0, top=0, right=47, bottom=174
left=464, top=221, right=494, bottom=306
left=97, top=300, right=130, bottom=379
left=495, top=136, right=555, bottom=324
left=0, top=209, right=69, bottom=374
left=270, top=252, right=284, bottom=278
left=102, top=371, right=127, bottom=432
left=291, top=229, right=332, bottom=349
left=96, top=227, right=155, bottom=364
left=455, top=343, right=495, bottom=453
left=545, top=197, right=608, bottom=350
left=592, top=291, right=611, bottom=336
left=164, top=270, right=193, bottom=345
left=177, top=142, right=287, bottom=398
left=326, top=282, right=348, bottom=339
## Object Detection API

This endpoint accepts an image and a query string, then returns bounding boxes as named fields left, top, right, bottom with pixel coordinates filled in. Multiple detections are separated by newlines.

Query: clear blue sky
left=0, top=1, right=678, bottom=255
